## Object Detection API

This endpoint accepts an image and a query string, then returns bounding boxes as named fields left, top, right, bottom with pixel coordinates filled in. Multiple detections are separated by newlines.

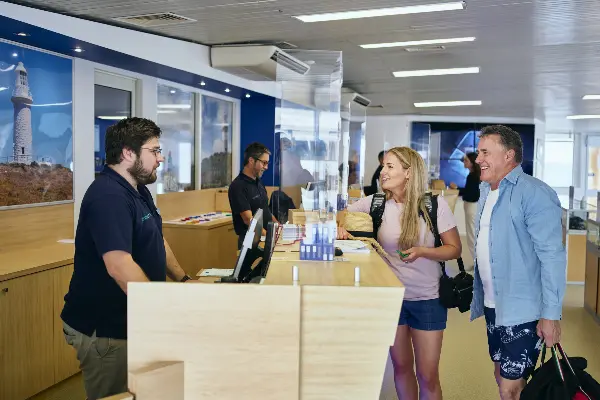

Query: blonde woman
left=338, top=147, right=461, bottom=400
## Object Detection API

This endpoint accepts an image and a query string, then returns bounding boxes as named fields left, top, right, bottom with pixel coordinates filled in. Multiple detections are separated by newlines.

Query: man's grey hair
left=479, top=125, right=523, bottom=164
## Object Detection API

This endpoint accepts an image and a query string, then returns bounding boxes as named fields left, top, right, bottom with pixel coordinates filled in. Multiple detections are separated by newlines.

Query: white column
left=136, top=77, right=158, bottom=202
left=72, top=59, right=95, bottom=238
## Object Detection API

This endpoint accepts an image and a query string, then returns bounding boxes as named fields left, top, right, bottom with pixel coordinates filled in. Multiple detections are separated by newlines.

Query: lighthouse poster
left=0, top=42, right=73, bottom=207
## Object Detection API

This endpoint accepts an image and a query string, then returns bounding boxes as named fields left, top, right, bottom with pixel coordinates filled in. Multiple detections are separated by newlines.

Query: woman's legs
left=411, top=328, right=444, bottom=400
left=390, top=325, right=418, bottom=400
left=464, top=201, right=478, bottom=265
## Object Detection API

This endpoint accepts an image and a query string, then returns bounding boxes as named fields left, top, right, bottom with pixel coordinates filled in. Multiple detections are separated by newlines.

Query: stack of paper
left=334, top=240, right=371, bottom=254
left=197, top=268, right=234, bottom=277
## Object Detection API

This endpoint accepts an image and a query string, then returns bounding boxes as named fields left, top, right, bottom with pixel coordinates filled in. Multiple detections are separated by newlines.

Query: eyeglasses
left=254, top=157, right=269, bottom=166
left=142, top=147, right=162, bottom=156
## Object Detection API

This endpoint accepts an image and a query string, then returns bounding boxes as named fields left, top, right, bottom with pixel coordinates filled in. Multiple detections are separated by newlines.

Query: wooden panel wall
left=156, top=189, right=218, bottom=221
left=0, top=202, right=74, bottom=252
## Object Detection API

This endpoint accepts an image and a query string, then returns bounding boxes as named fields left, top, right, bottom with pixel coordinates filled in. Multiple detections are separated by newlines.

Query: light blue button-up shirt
left=470, top=165, right=566, bottom=326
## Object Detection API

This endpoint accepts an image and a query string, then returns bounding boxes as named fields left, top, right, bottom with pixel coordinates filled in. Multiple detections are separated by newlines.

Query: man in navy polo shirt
left=61, top=117, right=191, bottom=400
left=229, top=142, right=278, bottom=248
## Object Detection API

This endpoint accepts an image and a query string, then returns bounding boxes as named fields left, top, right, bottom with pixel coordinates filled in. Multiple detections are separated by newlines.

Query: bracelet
left=181, top=274, right=192, bottom=282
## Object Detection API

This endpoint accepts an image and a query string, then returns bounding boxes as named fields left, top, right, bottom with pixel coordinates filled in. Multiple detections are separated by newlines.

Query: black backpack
left=369, top=192, right=474, bottom=312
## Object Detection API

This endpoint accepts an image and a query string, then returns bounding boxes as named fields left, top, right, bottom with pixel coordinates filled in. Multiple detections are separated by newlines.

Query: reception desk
left=585, top=218, right=600, bottom=324
left=559, top=196, right=596, bottom=283
left=110, top=238, right=405, bottom=400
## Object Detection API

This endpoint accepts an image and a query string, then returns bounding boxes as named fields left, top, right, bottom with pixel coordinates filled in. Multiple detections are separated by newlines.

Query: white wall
left=0, top=1, right=277, bottom=98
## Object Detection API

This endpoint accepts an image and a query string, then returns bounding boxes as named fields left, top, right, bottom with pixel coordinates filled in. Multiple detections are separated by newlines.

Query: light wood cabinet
left=0, top=271, right=55, bottom=400
left=584, top=244, right=599, bottom=315
left=0, top=264, right=79, bottom=400
left=53, top=264, right=80, bottom=382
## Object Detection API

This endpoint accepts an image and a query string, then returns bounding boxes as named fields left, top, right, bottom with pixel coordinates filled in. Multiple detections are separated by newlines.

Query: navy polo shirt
left=228, top=172, right=272, bottom=239
left=61, top=166, right=167, bottom=340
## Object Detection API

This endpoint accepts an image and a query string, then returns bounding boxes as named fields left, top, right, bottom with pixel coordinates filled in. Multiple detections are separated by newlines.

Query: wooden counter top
left=264, top=250, right=403, bottom=288
left=163, top=216, right=233, bottom=230
left=0, top=241, right=74, bottom=282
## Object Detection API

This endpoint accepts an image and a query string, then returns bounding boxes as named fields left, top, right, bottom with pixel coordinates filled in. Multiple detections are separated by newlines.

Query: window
left=156, top=84, right=196, bottom=193
left=544, top=135, right=574, bottom=188
left=200, top=95, right=233, bottom=189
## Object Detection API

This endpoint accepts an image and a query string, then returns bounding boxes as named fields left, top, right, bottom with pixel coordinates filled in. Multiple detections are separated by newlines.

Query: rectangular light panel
left=393, top=67, right=480, bottom=78
left=361, top=36, right=475, bottom=49
left=294, top=1, right=466, bottom=23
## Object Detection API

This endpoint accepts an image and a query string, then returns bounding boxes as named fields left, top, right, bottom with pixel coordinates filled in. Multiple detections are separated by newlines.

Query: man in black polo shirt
left=229, top=142, right=278, bottom=248
left=61, top=118, right=191, bottom=400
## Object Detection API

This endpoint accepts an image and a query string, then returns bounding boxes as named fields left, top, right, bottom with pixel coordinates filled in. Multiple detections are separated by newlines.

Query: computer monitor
left=220, top=209, right=263, bottom=283
left=245, top=221, right=279, bottom=283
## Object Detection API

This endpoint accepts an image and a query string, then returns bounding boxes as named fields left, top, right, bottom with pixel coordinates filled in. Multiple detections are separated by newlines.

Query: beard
left=128, top=158, right=157, bottom=185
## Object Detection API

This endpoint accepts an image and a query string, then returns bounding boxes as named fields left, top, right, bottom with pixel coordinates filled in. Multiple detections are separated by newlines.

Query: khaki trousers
left=63, top=322, right=128, bottom=400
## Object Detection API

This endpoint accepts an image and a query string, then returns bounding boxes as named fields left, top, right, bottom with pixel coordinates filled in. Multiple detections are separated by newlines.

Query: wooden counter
left=0, top=242, right=79, bottom=400
left=0, top=242, right=74, bottom=282
left=124, top=240, right=405, bottom=400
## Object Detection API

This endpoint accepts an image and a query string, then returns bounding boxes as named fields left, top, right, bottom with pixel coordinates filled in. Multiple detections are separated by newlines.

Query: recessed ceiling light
left=393, top=66, right=480, bottom=78
left=225, top=88, right=230, bottom=93
left=294, top=1, right=466, bottom=23
left=170, top=90, right=176, bottom=94
left=12, top=52, right=18, bottom=57
left=361, top=36, right=476, bottom=49
left=200, top=81, right=206, bottom=86
left=157, top=104, right=191, bottom=109
left=73, top=47, right=84, bottom=53
left=97, top=116, right=128, bottom=120
left=245, top=93, right=251, bottom=98
left=0, top=87, right=7, bottom=92
left=567, top=115, right=600, bottom=120
left=15, top=32, right=29, bottom=37
left=583, top=95, right=600, bottom=100
left=414, top=100, right=482, bottom=108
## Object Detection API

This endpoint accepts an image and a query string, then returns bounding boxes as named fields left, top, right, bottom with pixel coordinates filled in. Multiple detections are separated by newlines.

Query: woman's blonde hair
left=383, top=147, right=432, bottom=250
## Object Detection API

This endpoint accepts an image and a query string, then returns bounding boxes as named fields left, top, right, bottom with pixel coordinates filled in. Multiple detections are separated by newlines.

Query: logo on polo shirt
left=141, top=213, right=152, bottom=222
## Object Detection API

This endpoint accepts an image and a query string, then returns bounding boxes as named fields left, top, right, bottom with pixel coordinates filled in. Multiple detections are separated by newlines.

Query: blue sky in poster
left=0, top=41, right=73, bottom=166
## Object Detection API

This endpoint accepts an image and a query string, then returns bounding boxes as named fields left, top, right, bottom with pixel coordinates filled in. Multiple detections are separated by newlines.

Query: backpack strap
left=419, top=193, right=466, bottom=277
left=369, top=193, right=386, bottom=240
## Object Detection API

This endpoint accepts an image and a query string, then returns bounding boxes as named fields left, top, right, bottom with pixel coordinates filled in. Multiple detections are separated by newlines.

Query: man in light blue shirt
left=471, top=125, right=566, bottom=400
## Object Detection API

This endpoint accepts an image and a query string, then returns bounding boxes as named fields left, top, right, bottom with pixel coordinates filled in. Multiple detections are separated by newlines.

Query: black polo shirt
left=228, top=172, right=272, bottom=239
left=61, top=166, right=166, bottom=340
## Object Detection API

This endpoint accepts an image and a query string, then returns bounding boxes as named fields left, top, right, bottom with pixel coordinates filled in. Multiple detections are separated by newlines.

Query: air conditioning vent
left=114, top=12, right=196, bottom=28
left=353, top=94, right=371, bottom=107
left=270, top=50, right=310, bottom=75
left=211, top=45, right=310, bottom=81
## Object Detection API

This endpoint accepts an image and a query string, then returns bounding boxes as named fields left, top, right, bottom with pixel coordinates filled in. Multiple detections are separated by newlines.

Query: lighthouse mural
left=11, top=61, right=33, bottom=164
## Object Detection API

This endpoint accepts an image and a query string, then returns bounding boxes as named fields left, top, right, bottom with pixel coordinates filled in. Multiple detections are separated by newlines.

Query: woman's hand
left=337, top=227, right=349, bottom=240
left=400, top=247, right=424, bottom=262
left=449, top=182, right=458, bottom=189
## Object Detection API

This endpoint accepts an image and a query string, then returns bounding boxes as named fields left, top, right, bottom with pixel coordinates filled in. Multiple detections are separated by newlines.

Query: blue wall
left=240, top=94, right=277, bottom=186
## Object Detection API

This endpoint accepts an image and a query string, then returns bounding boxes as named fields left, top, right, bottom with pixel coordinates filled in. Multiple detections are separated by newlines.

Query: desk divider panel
left=300, top=286, right=404, bottom=399
left=127, top=283, right=301, bottom=400
left=126, top=282, right=405, bottom=399
left=156, top=189, right=218, bottom=220
left=0, top=202, right=74, bottom=251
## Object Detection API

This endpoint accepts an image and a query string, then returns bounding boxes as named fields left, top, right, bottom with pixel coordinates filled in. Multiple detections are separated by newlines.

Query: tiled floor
left=31, top=238, right=600, bottom=400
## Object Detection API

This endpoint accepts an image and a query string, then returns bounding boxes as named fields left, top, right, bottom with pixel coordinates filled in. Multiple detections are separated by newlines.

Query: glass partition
left=156, top=84, right=195, bottom=193
left=274, top=50, right=342, bottom=259
left=340, top=95, right=367, bottom=200
left=200, top=95, right=233, bottom=189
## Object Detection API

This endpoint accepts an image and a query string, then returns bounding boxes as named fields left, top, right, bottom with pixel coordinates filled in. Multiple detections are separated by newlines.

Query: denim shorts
left=399, top=298, right=448, bottom=331
left=484, top=307, right=543, bottom=381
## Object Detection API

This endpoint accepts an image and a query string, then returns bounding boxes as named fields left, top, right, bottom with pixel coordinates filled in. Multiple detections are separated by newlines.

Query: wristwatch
left=180, top=274, right=192, bottom=282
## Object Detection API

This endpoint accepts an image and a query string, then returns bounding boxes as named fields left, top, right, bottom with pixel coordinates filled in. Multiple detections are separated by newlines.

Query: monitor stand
left=219, top=248, right=264, bottom=283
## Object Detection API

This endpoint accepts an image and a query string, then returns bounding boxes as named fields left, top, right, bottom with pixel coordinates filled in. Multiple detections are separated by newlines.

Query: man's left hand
left=537, top=319, right=561, bottom=347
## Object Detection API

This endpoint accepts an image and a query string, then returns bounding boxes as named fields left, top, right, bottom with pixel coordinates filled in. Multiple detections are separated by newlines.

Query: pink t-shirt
left=348, top=195, right=457, bottom=301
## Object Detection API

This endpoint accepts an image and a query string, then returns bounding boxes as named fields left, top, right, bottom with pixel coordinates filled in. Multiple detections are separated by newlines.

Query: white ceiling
left=17, top=0, right=600, bottom=131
